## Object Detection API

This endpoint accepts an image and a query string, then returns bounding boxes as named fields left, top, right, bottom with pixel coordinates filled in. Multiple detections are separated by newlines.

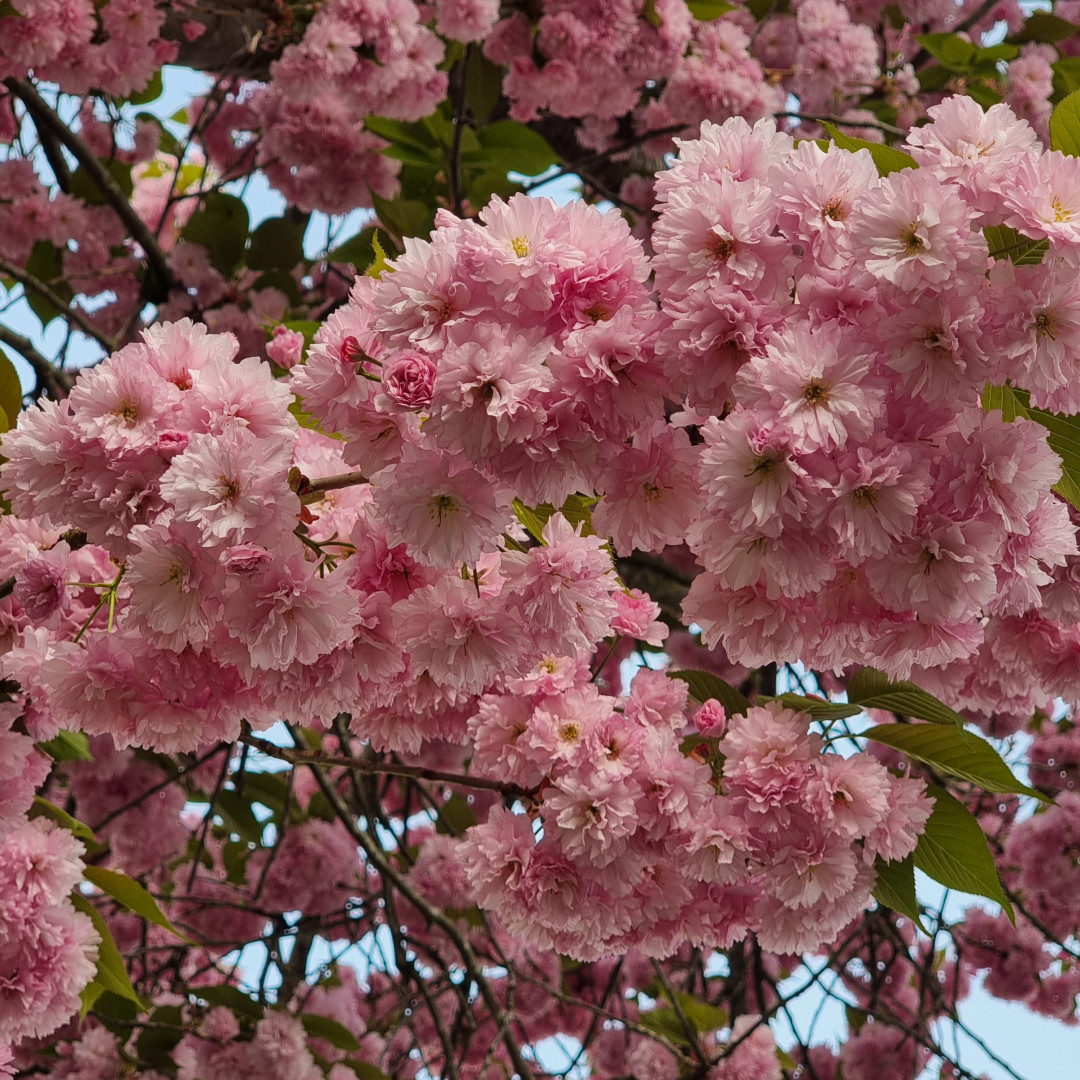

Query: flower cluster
left=462, top=684, right=930, bottom=961
left=0, top=819, right=99, bottom=1044
left=662, top=100, right=1080, bottom=688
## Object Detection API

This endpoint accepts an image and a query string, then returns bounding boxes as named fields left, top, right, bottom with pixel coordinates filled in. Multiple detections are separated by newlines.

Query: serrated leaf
left=1011, top=11, right=1080, bottom=44
left=846, top=667, right=964, bottom=727
left=670, top=669, right=749, bottom=715
left=435, top=793, right=478, bottom=836
left=370, top=192, right=432, bottom=243
left=872, top=854, right=927, bottom=931
left=182, top=193, right=250, bottom=274
left=916, top=32, right=977, bottom=71
left=512, top=498, right=551, bottom=543
left=84, top=866, right=190, bottom=941
left=247, top=215, right=308, bottom=272
left=70, top=893, right=145, bottom=1010
left=982, top=383, right=1080, bottom=510
left=913, top=785, right=1014, bottom=921
left=1051, top=89, right=1080, bottom=157
left=30, top=796, right=96, bottom=842
left=216, top=788, right=264, bottom=844
left=820, top=123, right=916, bottom=176
left=465, top=48, right=504, bottom=123
left=984, top=224, right=1048, bottom=265
left=327, top=226, right=377, bottom=268
left=759, top=692, right=860, bottom=722
left=289, top=398, right=345, bottom=441
left=301, top=1012, right=363, bottom=1051
left=686, top=0, right=736, bottom=20
left=860, top=723, right=1044, bottom=799
left=477, top=121, right=559, bottom=177
left=340, top=1062, right=392, bottom=1080
left=195, top=983, right=265, bottom=1019
left=37, top=728, right=91, bottom=761
left=0, top=350, right=22, bottom=434
left=367, top=230, right=393, bottom=279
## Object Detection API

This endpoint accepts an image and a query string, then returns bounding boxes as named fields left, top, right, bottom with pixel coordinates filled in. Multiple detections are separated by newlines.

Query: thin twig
left=238, top=733, right=533, bottom=800
left=299, top=749, right=537, bottom=1080
left=0, top=256, right=114, bottom=351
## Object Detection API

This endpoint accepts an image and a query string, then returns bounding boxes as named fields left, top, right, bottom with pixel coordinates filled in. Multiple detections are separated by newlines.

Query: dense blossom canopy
left=2, top=3, right=1080, bottom=1080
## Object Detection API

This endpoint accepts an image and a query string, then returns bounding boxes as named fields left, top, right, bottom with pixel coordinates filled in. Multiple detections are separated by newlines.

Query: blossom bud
left=381, top=350, right=436, bottom=409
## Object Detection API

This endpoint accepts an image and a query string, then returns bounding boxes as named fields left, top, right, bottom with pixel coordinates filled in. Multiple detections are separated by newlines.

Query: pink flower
left=377, top=349, right=436, bottom=410
left=370, top=449, right=514, bottom=569
left=266, top=325, right=305, bottom=369
left=159, top=427, right=297, bottom=548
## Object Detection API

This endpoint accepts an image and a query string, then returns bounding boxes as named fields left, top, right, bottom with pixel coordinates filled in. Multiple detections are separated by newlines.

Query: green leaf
left=913, top=785, right=1014, bottom=921
left=247, top=215, right=308, bottom=272
left=0, top=349, right=22, bottom=433
left=477, top=121, right=559, bottom=177
left=872, top=854, right=927, bottom=931
left=916, top=32, right=977, bottom=71
left=69, top=158, right=134, bottom=205
left=37, top=729, right=92, bottom=761
left=1053, top=57, right=1080, bottom=102
left=667, top=992, right=727, bottom=1034
left=846, top=667, right=965, bottom=727
left=215, top=788, right=264, bottom=844
left=182, top=192, right=250, bottom=274
left=512, top=498, right=552, bottom=543
left=465, top=48, right=504, bottom=123
left=301, top=1012, right=363, bottom=1051
left=367, top=229, right=393, bottom=278
left=435, top=792, right=478, bottom=836
left=339, top=1063, right=392, bottom=1080
left=1011, top=11, right=1080, bottom=45
left=136, top=1005, right=184, bottom=1068
left=370, top=192, right=432, bottom=243
left=70, top=892, right=146, bottom=1011
left=860, top=723, right=1044, bottom=799
left=327, top=226, right=377, bottom=268
left=820, top=123, right=916, bottom=176
left=289, top=397, right=345, bottom=441
left=983, top=224, right=1048, bottom=265
left=127, top=68, right=163, bottom=106
left=559, top=493, right=598, bottom=536
left=1050, top=89, right=1080, bottom=157
left=83, top=865, right=190, bottom=941
left=642, top=0, right=662, bottom=27
left=686, top=0, right=736, bottom=21
left=768, top=693, right=861, bottom=723
left=982, top=383, right=1080, bottom=510
left=282, top=319, right=321, bottom=353
left=30, top=796, right=96, bottom=843
left=670, top=669, right=750, bottom=716
left=238, top=769, right=291, bottom=817
left=195, top=984, right=264, bottom=1020
left=638, top=1005, right=693, bottom=1043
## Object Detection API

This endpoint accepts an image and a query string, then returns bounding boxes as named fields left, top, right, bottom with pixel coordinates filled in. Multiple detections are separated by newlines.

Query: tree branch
left=238, top=733, right=534, bottom=800
left=5, top=77, right=180, bottom=299
left=0, top=322, right=74, bottom=398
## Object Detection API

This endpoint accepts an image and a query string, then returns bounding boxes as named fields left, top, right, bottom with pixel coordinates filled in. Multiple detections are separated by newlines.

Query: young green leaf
left=846, top=667, right=964, bottom=726
left=860, top=723, right=1044, bottom=799
left=30, top=796, right=97, bottom=843
left=820, top=123, right=916, bottom=176
left=1050, top=89, right=1080, bottom=156
left=872, top=854, right=926, bottom=931
left=83, top=866, right=191, bottom=941
left=301, top=1012, right=363, bottom=1051
left=70, top=893, right=146, bottom=1011
left=37, top=729, right=92, bottom=761
left=913, top=785, right=1015, bottom=921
